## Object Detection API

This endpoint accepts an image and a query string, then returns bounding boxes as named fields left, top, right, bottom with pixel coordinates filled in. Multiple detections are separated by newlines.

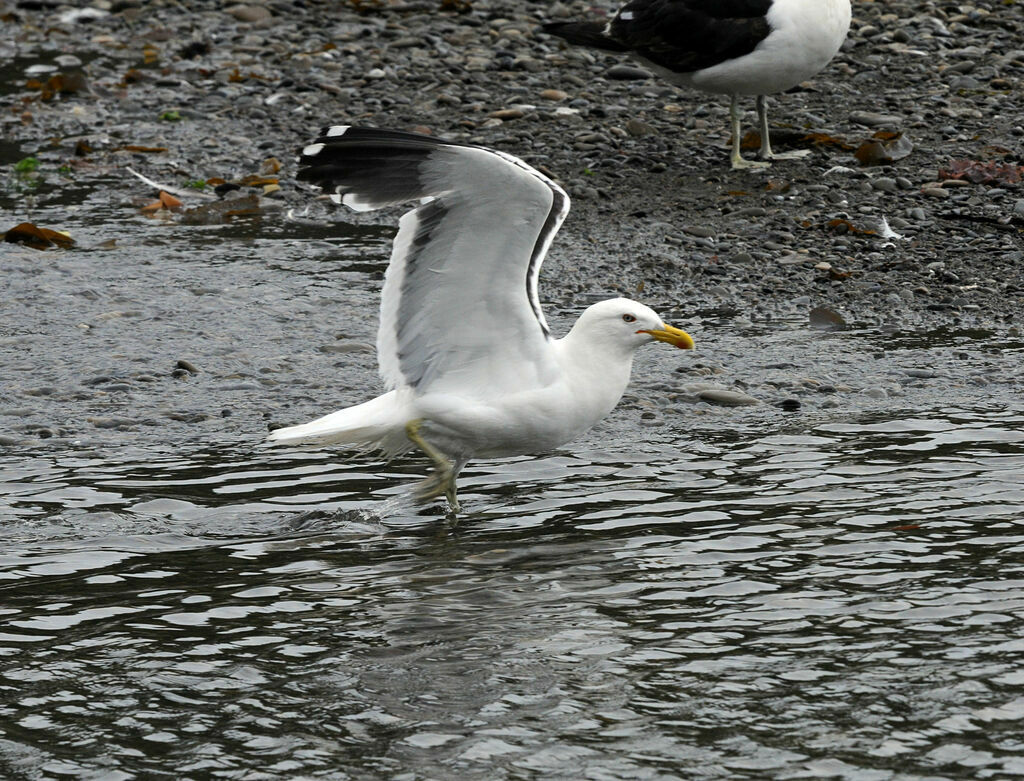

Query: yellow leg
left=756, top=95, right=810, bottom=162
left=730, top=95, right=771, bottom=171
left=405, top=419, right=461, bottom=513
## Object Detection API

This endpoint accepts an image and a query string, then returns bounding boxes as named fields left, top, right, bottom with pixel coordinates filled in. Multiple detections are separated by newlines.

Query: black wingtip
left=297, top=126, right=465, bottom=206
left=298, top=126, right=448, bottom=179
left=541, top=20, right=629, bottom=52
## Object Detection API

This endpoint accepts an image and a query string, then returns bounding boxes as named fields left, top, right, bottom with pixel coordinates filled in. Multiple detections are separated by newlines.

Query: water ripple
left=2, top=404, right=1024, bottom=778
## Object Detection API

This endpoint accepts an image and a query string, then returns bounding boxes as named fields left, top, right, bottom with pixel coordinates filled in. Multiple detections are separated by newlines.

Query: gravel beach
left=2, top=0, right=1023, bottom=446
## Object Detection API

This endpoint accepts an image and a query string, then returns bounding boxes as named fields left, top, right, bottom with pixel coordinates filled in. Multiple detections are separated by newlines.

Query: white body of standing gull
left=544, top=0, right=851, bottom=169
left=268, top=127, right=694, bottom=512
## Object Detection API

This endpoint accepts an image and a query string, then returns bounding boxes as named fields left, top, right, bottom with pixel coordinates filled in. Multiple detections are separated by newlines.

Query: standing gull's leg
left=729, top=95, right=771, bottom=170
left=757, top=95, right=811, bottom=161
left=405, top=419, right=463, bottom=512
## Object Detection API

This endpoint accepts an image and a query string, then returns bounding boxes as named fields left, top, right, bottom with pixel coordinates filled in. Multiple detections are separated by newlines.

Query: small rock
left=539, top=88, right=568, bottom=101
left=778, top=399, right=801, bottom=411
left=625, top=119, right=656, bottom=137
left=605, top=64, right=652, bottom=80
left=176, top=359, right=199, bottom=374
left=849, top=111, right=903, bottom=128
left=809, top=306, right=847, bottom=331
left=489, top=108, right=525, bottom=120
left=683, top=225, right=716, bottom=239
left=226, top=4, right=271, bottom=22
left=698, top=389, right=760, bottom=406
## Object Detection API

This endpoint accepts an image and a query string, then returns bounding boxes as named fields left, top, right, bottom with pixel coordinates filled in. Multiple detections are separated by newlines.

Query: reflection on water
left=2, top=403, right=1024, bottom=779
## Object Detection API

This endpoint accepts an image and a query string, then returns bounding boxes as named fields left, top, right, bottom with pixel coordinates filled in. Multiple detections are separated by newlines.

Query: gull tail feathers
left=267, top=390, right=411, bottom=455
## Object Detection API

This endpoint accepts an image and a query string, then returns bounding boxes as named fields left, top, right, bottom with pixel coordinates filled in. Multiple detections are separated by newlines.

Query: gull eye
left=622, top=314, right=637, bottom=323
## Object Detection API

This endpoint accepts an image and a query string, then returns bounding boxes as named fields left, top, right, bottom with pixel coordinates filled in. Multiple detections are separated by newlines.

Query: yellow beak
left=638, top=324, right=695, bottom=350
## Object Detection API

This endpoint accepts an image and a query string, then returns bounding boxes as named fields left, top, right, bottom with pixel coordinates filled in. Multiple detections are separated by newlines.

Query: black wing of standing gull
left=545, top=0, right=772, bottom=74
left=298, top=127, right=570, bottom=397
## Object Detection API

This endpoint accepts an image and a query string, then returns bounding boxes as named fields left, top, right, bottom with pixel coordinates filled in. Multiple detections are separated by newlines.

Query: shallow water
left=5, top=179, right=1024, bottom=778
left=3, top=397, right=1024, bottom=779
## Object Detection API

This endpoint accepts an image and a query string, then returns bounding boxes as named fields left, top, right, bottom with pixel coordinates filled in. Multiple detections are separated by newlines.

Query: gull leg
left=757, top=95, right=811, bottom=161
left=730, top=95, right=771, bottom=170
left=405, top=419, right=462, bottom=513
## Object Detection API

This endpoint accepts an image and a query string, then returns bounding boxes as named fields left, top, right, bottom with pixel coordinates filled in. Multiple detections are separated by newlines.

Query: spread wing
left=298, top=127, right=570, bottom=397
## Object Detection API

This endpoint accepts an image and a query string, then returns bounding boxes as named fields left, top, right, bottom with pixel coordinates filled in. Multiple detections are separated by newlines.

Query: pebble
left=731, top=207, right=769, bottom=218
left=809, top=306, right=847, bottom=330
left=683, top=225, right=716, bottom=239
left=625, top=119, right=656, bottom=137
left=605, top=65, right=652, bottom=80
left=88, top=416, right=134, bottom=430
left=540, top=89, right=568, bottom=101
left=862, top=387, right=888, bottom=399
left=697, top=389, right=760, bottom=407
left=319, top=341, right=374, bottom=354
left=226, top=4, right=271, bottom=23
left=489, top=108, right=525, bottom=120
left=921, top=186, right=950, bottom=199
left=849, top=111, right=903, bottom=127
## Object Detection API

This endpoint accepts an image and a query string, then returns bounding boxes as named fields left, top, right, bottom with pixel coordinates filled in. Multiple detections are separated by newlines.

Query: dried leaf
left=260, top=157, right=282, bottom=175
left=238, top=175, right=278, bottom=187
left=802, top=132, right=857, bottom=151
left=3, top=222, right=75, bottom=250
left=159, top=191, right=183, bottom=209
left=140, top=191, right=183, bottom=215
left=826, top=218, right=877, bottom=236
left=118, top=145, right=168, bottom=153
left=855, top=131, right=913, bottom=166
left=123, top=68, right=147, bottom=84
left=938, top=159, right=1024, bottom=185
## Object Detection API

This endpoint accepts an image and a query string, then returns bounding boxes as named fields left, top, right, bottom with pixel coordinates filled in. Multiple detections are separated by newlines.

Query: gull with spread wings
left=269, top=127, right=694, bottom=512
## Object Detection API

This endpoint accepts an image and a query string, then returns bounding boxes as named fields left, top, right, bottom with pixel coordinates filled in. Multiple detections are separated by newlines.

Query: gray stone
left=697, top=389, right=760, bottom=407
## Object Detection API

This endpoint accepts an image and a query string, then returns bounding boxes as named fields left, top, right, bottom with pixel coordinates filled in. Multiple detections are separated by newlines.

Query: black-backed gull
left=545, top=0, right=851, bottom=169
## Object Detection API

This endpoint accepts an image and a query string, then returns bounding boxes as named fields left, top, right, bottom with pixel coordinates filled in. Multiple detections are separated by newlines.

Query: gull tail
left=267, top=390, right=410, bottom=455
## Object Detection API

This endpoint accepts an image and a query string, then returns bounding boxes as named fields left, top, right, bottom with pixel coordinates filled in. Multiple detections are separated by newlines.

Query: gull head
left=574, top=298, right=694, bottom=353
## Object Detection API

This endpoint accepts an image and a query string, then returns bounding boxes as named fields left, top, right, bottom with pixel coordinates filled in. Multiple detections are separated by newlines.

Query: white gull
left=268, top=127, right=694, bottom=512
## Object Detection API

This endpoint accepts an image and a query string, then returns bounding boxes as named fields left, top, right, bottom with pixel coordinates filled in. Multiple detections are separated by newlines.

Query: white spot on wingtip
left=326, top=125, right=350, bottom=137
left=302, top=142, right=325, bottom=157
left=341, top=192, right=375, bottom=212
left=618, top=10, right=633, bottom=20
